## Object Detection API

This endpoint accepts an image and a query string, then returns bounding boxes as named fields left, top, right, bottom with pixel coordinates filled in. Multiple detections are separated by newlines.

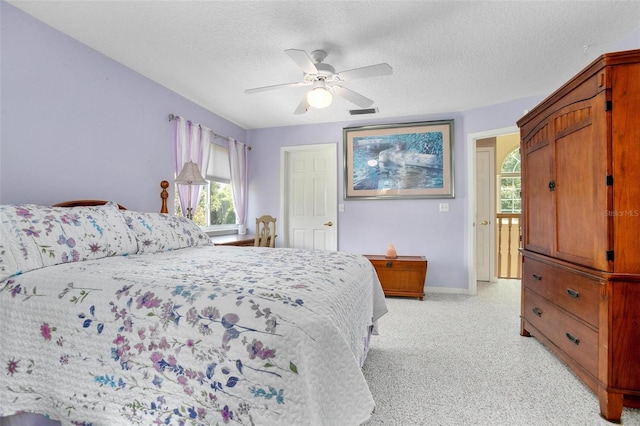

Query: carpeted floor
left=361, top=280, right=640, bottom=426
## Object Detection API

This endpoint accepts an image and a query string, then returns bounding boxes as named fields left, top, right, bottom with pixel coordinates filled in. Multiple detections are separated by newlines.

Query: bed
left=0, top=199, right=387, bottom=426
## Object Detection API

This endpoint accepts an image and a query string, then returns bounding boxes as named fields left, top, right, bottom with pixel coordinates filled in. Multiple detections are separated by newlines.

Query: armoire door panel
left=553, top=97, right=609, bottom=270
left=523, top=142, right=554, bottom=255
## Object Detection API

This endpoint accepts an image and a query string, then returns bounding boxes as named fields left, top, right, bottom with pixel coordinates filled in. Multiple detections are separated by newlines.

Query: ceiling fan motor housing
left=314, top=62, right=336, bottom=77
left=309, top=50, right=336, bottom=78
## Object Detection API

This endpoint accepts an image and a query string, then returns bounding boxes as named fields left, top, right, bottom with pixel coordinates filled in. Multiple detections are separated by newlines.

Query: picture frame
left=343, top=119, right=455, bottom=199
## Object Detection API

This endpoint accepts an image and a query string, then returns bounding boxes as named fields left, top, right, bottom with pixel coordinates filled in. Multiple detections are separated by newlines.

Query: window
left=499, top=148, right=521, bottom=213
left=175, top=143, right=237, bottom=232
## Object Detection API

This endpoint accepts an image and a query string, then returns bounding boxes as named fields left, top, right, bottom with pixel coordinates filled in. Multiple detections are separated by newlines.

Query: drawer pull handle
left=532, top=307, right=543, bottom=317
left=386, top=262, right=393, bottom=268
left=532, top=274, right=542, bottom=281
left=566, top=288, right=580, bottom=299
left=565, top=332, right=580, bottom=345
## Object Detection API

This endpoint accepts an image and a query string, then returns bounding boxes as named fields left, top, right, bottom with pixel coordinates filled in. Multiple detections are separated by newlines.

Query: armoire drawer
left=523, top=288, right=598, bottom=376
left=523, top=257, right=600, bottom=327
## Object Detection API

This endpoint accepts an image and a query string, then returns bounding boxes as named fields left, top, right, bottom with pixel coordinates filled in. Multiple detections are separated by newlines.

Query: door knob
left=324, top=221, right=333, bottom=227
left=480, top=220, right=490, bottom=225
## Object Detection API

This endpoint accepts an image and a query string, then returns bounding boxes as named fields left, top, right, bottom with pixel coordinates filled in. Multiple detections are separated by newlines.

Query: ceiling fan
left=244, top=49, right=393, bottom=114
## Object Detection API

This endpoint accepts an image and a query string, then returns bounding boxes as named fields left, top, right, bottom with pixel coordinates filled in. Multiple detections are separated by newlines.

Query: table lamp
left=174, top=161, right=207, bottom=219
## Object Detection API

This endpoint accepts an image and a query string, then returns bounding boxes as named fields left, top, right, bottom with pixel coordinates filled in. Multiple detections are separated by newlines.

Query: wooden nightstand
left=210, top=234, right=256, bottom=246
left=210, top=234, right=277, bottom=247
left=364, top=255, right=427, bottom=300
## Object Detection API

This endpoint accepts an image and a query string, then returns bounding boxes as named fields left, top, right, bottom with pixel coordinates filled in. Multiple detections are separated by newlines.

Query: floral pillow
left=0, top=202, right=138, bottom=282
left=121, top=211, right=211, bottom=254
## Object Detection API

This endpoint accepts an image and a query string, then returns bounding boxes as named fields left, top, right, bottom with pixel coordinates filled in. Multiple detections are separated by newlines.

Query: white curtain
left=174, top=117, right=211, bottom=216
left=228, top=138, right=249, bottom=228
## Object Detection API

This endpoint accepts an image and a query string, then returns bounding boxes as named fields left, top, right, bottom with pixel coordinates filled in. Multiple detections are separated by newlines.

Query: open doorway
left=466, top=126, right=519, bottom=295
left=495, top=140, right=522, bottom=280
left=476, top=133, right=521, bottom=282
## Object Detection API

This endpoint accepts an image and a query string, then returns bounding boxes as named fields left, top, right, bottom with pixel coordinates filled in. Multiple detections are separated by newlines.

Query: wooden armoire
left=518, top=49, right=640, bottom=423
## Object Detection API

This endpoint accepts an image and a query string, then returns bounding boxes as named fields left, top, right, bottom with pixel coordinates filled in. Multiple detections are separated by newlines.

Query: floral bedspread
left=0, top=246, right=387, bottom=426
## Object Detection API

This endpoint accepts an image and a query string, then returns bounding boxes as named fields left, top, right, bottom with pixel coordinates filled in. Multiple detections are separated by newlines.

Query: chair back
left=255, top=215, right=276, bottom=247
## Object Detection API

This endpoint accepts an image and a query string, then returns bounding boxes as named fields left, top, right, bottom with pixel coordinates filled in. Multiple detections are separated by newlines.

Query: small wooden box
left=364, top=255, right=427, bottom=300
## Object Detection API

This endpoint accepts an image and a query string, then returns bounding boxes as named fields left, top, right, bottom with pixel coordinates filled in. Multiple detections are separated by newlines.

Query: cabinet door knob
left=532, top=307, right=543, bottom=317
left=548, top=180, right=556, bottom=191
left=386, top=261, right=393, bottom=268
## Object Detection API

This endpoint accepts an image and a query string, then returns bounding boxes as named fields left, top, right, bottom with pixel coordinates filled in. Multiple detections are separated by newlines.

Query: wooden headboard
left=52, top=200, right=127, bottom=210
left=53, top=180, right=170, bottom=214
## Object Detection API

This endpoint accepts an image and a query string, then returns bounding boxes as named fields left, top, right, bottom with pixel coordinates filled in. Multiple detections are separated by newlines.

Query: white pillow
left=121, top=211, right=211, bottom=254
left=0, top=202, right=137, bottom=282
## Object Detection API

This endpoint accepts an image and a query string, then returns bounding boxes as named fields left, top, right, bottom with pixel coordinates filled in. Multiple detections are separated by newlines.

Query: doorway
left=279, top=143, right=338, bottom=250
left=466, top=126, right=519, bottom=295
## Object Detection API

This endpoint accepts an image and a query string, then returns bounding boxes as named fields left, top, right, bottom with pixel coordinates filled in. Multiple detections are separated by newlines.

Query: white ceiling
left=7, top=1, right=640, bottom=130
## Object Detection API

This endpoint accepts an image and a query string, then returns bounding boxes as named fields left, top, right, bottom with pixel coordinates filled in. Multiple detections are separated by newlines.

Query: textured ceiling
left=7, top=1, right=640, bottom=130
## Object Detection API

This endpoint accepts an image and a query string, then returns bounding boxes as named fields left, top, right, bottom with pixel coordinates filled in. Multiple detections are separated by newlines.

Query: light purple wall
left=247, top=114, right=469, bottom=290
left=3, top=2, right=638, bottom=291
left=245, top=102, right=543, bottom=290
left=0, top=2, right=246, bottom=211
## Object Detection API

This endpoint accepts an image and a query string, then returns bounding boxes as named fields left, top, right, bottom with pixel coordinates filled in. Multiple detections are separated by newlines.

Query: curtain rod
left=168, top=113, right=251, bottom=150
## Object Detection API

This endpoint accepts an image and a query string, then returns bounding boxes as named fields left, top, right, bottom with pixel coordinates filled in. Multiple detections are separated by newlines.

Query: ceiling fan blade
left=332, top=86, right=375, bottom=108
left=245, top=81, right=305, bottom=94
left=285, top=49, right=318, bottom=75
left=336, top=63, right=393, bottom=81
left=294, top=96, right=310, bottom=114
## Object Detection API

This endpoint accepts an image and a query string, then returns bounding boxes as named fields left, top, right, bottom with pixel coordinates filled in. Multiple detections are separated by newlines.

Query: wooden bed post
left=160, top=180, right=169, bottom=214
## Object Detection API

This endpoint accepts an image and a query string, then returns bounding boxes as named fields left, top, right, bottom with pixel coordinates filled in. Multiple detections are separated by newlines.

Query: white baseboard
left=423, top=286, right=469, bottom=295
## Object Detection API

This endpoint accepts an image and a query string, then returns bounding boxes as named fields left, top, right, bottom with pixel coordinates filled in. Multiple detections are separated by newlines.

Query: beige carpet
left=362, top=280, right=640, bottom=426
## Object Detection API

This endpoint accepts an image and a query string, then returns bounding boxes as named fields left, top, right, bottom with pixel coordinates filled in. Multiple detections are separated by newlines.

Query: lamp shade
left=307, top=83, right=333, bottom=109
left=174, top=161, right=207, bottom=185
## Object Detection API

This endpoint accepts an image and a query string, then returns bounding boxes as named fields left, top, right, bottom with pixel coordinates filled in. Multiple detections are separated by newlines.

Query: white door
left=475, top=147, right=495, bottom=281
left=280, top=144, right=337, bottom=250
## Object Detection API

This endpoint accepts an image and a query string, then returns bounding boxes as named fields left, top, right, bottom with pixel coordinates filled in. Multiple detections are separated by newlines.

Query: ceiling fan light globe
left=307, top=87, right=333, bottom=109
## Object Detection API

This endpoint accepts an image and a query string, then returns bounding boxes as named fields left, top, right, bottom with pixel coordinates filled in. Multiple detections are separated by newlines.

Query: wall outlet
left=439, top=202, right=449, bottom=212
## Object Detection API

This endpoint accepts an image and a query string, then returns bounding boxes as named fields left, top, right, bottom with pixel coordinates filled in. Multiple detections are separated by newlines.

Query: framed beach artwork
left=343, top=120, right=454, bottom=199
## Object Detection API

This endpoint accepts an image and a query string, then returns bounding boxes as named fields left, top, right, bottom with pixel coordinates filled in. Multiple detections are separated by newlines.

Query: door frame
left=279, top=143, right=338, bottom=249
left=466, top=126, right=518, bottom=295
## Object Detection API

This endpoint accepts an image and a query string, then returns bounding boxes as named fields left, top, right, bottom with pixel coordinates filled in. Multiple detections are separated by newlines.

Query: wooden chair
left=255, top=215, right=276, bottom=247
